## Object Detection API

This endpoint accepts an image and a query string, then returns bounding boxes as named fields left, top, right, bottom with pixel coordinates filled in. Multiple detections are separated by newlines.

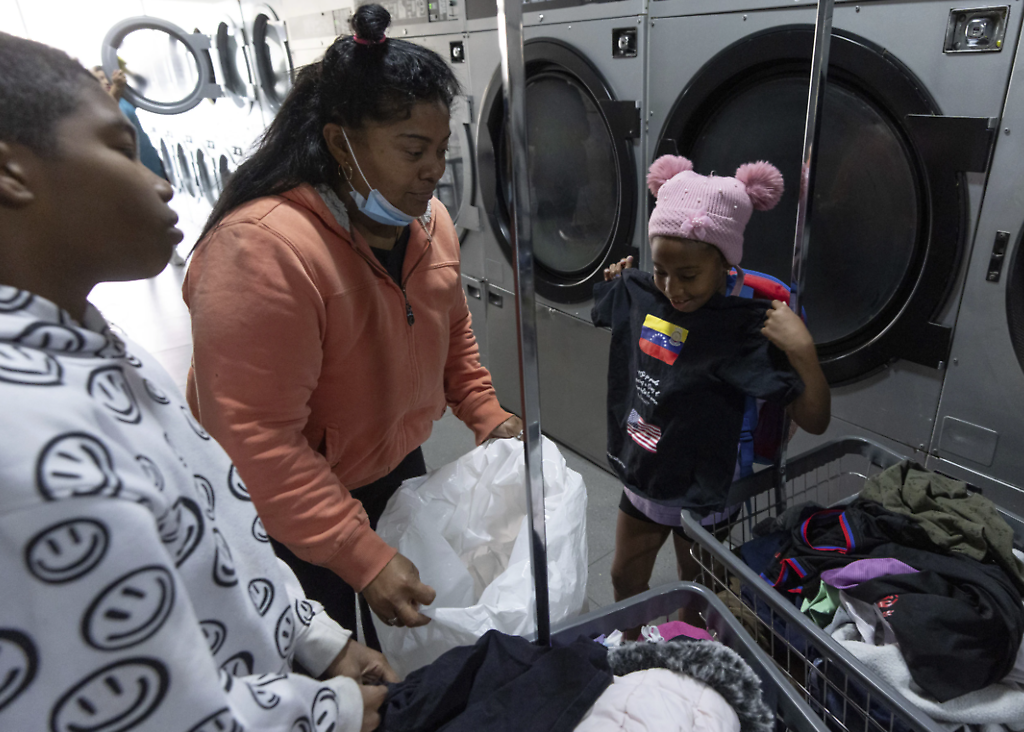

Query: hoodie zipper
left=351, top=219, right=432, bottom=327
left=400, top=223, right=432, bottom=326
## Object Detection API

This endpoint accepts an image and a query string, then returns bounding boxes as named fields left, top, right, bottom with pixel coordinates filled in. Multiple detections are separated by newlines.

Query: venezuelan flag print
left=639, top=314, right=688, bottom=366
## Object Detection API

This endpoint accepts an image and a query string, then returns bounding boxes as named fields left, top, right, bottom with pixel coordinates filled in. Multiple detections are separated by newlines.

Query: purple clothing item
left=623, top=486, right=739, bottom=528
left=820, top=558, right=919, bottom=589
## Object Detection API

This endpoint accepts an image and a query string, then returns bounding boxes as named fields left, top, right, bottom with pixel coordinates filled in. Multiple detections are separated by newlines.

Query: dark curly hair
left=200, top=3, right=461, bottom=240
left=0, top=32, right=96, bottom=156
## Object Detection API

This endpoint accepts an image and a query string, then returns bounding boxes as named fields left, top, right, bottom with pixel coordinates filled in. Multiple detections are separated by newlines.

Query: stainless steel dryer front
left=468, top=0, right=648, bottom=464
left=647, top=0, right=1021, bottom=462
left=928, top=45, right=1024, bottom=514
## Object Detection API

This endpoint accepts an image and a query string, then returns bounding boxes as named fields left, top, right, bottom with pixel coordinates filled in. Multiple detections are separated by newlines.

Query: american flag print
left=626, top=409, right=662, bottom=453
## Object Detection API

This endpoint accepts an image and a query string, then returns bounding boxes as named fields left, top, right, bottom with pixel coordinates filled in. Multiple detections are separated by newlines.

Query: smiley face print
left=25, top=518, right=110, bottom=584
left=87, top=367, right=141, bottom=424
left=142, top=378, right=170, bottom=405
left=248, top=579, right=275, bottom=617
left=83, top=566, right=176, bottom=651
left=0, top=629, right=37, bottom=712
left=311, top=687, right=340, bottom=732
left=211, top=529, right=238, bottom=587
left=0, top=285, right=33, bottom=312
left=156, top=497, right=204, bottom=568
left=275, top=605, right=298, bottom=659
left=194, top=475, right=215, bottom=520
left=187, top=707, right=243, bottom=732
left=51, top=658, right=168, bottom=732
left=0, top=344, right=62, bottom=386
left=199, top=620, right=227, bottom=655
left=14, top=322, right=87, bottom=352
left=227, top=464, right=250, bottom=502
left=37, top=433, right=122, bottom=501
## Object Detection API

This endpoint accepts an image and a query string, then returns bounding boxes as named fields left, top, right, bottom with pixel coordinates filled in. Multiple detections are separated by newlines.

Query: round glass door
left=657, top=27, right=965, bottom=383
left=215, top=18, right=255, bottom=109
left=434, top=96, right=478, bottom=239
left=498, top=73, right=619, bottom=276
left=175, top=144, right=198, bottom=198
left=251, top=6, right=292, bottom=111
left=480, top=40, right=637, bottom=303
left=195, top=147, right=222, bottom=206
left=689, top=77, right=919, bottom=345
left=102, top=17, right=223, bottom=115
left=159, top=139, right=179, bottom=191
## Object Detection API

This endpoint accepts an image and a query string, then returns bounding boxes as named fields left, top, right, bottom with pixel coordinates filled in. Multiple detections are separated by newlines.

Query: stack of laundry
left=375, top=628, right=775, bottom=732
left=738, top=461, right=1024, bottom=731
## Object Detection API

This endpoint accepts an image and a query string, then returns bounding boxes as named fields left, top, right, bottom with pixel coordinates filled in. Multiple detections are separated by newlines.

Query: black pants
left=271, top=447, right=427, bottom=651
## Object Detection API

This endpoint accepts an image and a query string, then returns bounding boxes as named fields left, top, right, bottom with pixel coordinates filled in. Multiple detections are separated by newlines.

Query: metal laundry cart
left=541, top=582, right=831, bottom=732
left=678, top=437, right=1024, bottom=732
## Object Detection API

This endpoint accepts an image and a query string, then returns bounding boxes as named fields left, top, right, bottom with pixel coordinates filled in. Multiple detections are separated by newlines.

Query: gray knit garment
left=607, top=641, right=774, bottom=732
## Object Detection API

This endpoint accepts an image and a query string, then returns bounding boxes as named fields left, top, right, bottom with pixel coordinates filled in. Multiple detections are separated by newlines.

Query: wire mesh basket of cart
left=678, top=437, right=1024, bottom=732
left=539, top=581, right=833, bottom=732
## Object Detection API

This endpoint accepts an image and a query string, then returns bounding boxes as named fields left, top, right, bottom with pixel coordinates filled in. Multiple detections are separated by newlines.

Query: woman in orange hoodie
left=183, top=4, right=520, bottom=651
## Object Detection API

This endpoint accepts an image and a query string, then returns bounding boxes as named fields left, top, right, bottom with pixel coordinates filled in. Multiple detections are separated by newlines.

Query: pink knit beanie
left=647, top=155, right=784, bottom=266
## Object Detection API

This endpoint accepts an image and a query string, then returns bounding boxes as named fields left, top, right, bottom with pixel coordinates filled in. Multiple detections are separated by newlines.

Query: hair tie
left=353, top=33, right=386, bottom=46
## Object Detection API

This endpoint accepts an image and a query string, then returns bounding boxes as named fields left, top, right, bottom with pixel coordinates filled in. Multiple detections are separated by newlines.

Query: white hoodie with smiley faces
left=0, top=286, right=363, bottom=732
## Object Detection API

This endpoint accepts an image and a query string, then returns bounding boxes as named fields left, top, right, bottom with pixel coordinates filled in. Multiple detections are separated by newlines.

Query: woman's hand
left=603, top=255, right=634, bottom=281
left=362, top=553, right=436, bottom=628
left=488, top=414, right=523, bottom=440
left=325, top=639, right=399, bottom=684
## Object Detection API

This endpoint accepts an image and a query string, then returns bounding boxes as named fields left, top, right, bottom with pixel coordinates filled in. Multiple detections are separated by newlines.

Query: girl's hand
left=603, top=255, right=634, bottom=281
left=761, top=300, right=814, bottom=357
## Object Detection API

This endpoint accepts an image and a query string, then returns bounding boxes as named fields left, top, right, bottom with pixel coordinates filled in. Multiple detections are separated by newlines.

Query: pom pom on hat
left=735, top=161, right=784, bottom=211
left=647, top=155, right=694, bottom=198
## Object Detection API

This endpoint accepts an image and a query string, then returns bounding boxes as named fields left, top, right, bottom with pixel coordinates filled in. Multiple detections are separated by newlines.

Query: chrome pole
left=496, top=0, right=550, bottom=645
left=776, top=0, right=834, bottom=502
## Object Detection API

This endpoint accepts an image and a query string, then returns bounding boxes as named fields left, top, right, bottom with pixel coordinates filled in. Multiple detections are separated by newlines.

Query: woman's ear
left=322, top=123, right=349, bottom=167
left=0, top=142, right=36, bottom=209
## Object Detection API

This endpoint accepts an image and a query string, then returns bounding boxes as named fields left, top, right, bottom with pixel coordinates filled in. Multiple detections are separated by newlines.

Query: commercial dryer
left=239, top=1, right=294, bottom=125
left=465, top=0, right=647, bottom=464
left=646, top=0, right=1021, bottom=461
left=927, top=45, right=1024, bottom=513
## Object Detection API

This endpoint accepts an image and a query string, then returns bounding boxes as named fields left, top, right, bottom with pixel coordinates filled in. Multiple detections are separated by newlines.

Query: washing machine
left=924, top=45, right=1024, bottom=514
left=644, top=1, right=1020, bottom=464
left=465, top=0, right=647, bottom=464
left=101, top=1, right=270, bottom=228
left=239, top=0, right=294, bottom=125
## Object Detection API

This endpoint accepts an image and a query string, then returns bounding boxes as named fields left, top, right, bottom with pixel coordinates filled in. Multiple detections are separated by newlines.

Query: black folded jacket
left=380, top=630, right=612, bottom=732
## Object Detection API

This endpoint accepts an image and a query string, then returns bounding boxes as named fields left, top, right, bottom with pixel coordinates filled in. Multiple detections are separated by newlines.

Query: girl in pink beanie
left=592, top=155, right=830, bottom=627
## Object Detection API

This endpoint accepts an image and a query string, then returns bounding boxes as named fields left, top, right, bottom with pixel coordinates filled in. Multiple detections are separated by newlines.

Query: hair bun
left=351, top=3, right=391, bottom=43
left=647, top=155, right=694, bottom=198
left=735, top=161, right=784, bottom=211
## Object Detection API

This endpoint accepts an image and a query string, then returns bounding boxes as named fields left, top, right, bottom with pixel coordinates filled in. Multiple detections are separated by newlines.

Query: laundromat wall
left=4, top=0, right=1024, bottom=512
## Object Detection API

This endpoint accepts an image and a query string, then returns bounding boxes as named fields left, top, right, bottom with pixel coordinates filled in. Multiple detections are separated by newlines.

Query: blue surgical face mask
left=342, top=128, right=417, bottom=227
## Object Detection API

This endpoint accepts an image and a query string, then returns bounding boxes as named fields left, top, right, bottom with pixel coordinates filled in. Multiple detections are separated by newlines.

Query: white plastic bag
left=372, top=435, right=588, bottom=676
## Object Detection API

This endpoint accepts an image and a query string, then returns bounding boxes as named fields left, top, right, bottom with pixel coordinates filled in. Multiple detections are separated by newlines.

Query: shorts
left=619, top=489, right=740, bottom=540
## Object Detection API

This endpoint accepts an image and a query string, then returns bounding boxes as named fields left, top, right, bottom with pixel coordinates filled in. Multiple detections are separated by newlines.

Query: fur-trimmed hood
left=605, top=641, right=774, bottom=732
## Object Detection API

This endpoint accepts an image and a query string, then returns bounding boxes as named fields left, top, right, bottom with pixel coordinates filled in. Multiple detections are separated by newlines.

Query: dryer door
left=655, top=27, right=994, bottom=384
left=479, top=40, right=639, bottom=304
left=214, top=16, right=258, bottom=110
left=250, top=5, right=293, bottom=112
left=435, top=95, right=481, bottom=241
left=101, top=17, right=223, bottom=115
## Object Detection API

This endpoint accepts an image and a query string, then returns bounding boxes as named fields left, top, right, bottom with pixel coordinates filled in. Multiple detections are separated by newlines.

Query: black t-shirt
left=369, top=225, right=412, bottom=284
left=591, top=270, right=804, bottom=514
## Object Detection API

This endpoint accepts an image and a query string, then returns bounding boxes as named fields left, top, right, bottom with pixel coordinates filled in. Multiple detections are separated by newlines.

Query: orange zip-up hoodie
left=183, top=184, right=510, bottom=591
